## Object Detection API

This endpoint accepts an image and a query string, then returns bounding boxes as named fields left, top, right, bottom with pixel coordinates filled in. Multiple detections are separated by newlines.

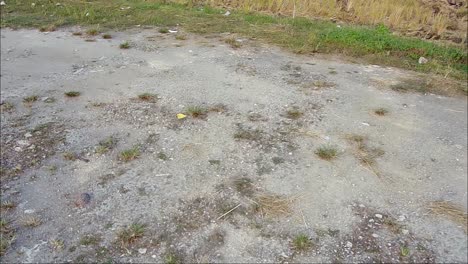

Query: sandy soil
left=0, top=28, right=467, bottom=263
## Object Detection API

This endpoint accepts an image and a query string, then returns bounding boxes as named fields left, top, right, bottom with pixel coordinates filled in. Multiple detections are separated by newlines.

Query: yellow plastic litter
left=177, top=113, right=187, bottom=119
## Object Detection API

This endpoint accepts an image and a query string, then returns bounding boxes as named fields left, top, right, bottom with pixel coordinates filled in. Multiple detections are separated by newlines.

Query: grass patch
left=233, top=177, right=255, bottom=197
left=23, top=95, right=38, bottom=103
left=315, top=145, right=338, bottom=160
left=346, top=134, right=385, bottom=176
left=50, top=239, right=64, bottom=251
left=224, top=36, right=242, bottom=49
left=233, top=127, right=263, bottom=141
left=119, top=41, right=130, bottom=49
left=102, top=34, right=112, bottom=39
left=117, top=223, right=145, bottom=246
left=22, top=216, right=42, bottom=227
left=0, top=102, right=14, bottom=113
left=165, top=253, right=181, bottom=264
left=119, top=147, right=140, bottom=162
left=292, top=234, right=312, bottom=251
left=159, top=27, right=169, bottom=33
left=175, top=34, right=187, bottom=40
left=79, top=234, right=102, bottom=246
left=96, top=136, right=117, bottom=154
left=1, top=201, right=16, bottom=211
left=137, top=93, right=158, bottom=102
left=286, top=108, right=304, bottom=119
left=185, top=105, right=207, bottom=118
left=86, top=28, right=99, bottom=36
left=428, top=201, right=467, bottom=233
left=1, top=1, right=465, bottom=84
left=64, top=91, right=81, bottom=97
left=255, top=194, right=293, bottom=218
left=374, top=108, right=389, bottom=116
left=158, top=152, right=168, bottom=161
left=39, top=24, right=56, bottom=32
left=63, top=152, right=78, bottom=161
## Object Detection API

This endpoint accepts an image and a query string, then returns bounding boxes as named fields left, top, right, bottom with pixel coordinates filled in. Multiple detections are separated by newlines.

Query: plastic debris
left=177, top=113, right=187, bottom=119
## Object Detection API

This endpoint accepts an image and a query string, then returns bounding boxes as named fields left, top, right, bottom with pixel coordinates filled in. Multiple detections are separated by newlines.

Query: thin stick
left=217, top=203, right=241, bottom=220
left=154, top=173, right=171, bottom=177
left=300, top=209, right=309, bottom=229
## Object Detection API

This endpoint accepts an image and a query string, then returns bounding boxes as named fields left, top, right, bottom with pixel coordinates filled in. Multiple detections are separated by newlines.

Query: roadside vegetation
left=1, top=0, right=468, bottom=80
left=1, top=1, right=466, bottom=81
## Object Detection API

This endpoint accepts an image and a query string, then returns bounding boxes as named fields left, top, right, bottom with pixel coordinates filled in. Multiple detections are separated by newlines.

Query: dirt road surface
left=1, top=28, right=467, bottom=263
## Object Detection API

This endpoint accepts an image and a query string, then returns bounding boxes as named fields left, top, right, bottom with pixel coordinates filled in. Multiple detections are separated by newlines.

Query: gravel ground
left=0, top=28, right=467, bottom=263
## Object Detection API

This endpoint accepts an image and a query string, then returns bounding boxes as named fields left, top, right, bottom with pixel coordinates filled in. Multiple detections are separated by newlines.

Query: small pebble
left=138, top=248, right=147, bottom=254
left=375, top=214, right=383, bottom=219
left=372, top=233, right=379, bottom=238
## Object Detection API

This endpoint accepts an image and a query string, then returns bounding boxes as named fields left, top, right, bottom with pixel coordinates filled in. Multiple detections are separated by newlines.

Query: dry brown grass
left=254, top=194, right=294, bottom=217
left=182, top=0, right=457, bottom=36
left=428, top=201, right=467, bottom=232
left=346, top=134, right=385, bottom=176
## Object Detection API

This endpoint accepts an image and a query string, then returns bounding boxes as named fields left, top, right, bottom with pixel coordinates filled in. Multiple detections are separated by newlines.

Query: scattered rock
left=24, top=132, right=32, bottom=138
left=418, top=57, right=428, bottom=64
left=24, top=209, right=35, bottom=214
left=398, top=215, right=406, bottom=222
left=375, top=214, right=383, bottom=219
left=402, top=229, right=409, bottom=235
left=138, top=248, right=147, bottom=254
left=372, top=233, right=379, bottom=238
left=75, top=192, right=92, bottom=207
left=224, top=11, right=231, bottom=16
left=0, top=1, right=6, bottom=6
left=17, top=140, right=30, bottom=147
left=14, top=147, right=22, bottom=152
left=345, top=241, right=353, bottom=248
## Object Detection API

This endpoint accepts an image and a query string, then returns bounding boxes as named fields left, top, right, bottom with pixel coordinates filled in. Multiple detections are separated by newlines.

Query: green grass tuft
left=119, top=147, right=140, bottom=162
left=315, top=145, right=338, bottom=160
left=117, top=223, right=145, bottom=245
left=185, top=105, right=207, bottom=118
left=64, top=91, right=81, bottom=97
left=23, top=95, right=38, bottom=103
left=119, top=41, right=130, bottom=49
left=159, top=27, right=169, bottom=33
left=292, top=234, right=312, bottom=251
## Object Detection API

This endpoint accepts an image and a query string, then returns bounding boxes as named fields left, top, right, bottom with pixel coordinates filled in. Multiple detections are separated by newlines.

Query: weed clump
left=185, top=106, right=207, bottom=118
left=23, top=95, right=38, bottom=103
left=117, top=223, right=145, bottom=245
left=225, top=36, right=242, bottom=49
left=65, top=91, right=81, bottom=97
left=315, top=145, right=338, bottom=160
left=233, top=128, right=263, bottom=141
left=159, top=28, right=169, bottom=33
left=119, top=147, right=140, bottom=162
left=374, top=108, right=389, bottom=116
left=119, top=42, right=130, bottom=49
left=292, top=234, right=312, bottom=251
left=137, top=93, right=158, bottom=102
left=286, top=108, right=303, bottom=119
left=86, top=28, right=99, bottom=36
left=96, top=136, right=117, bottom=154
